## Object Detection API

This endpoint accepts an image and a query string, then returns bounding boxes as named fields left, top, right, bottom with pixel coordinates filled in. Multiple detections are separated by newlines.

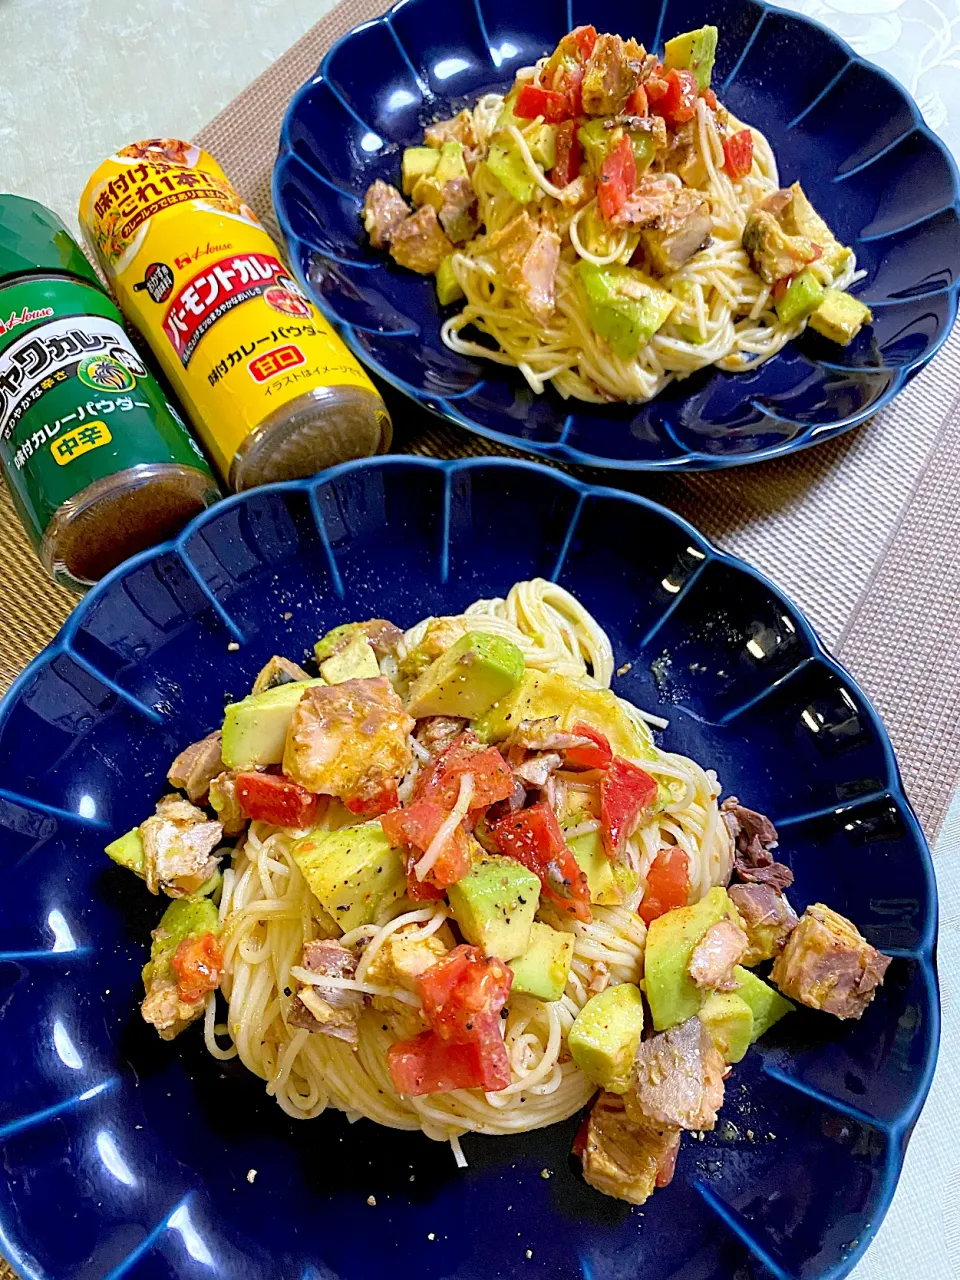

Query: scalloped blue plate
left=0, top=458, right=938, bottom=1280
left=272, top=0, right=960, bottom=470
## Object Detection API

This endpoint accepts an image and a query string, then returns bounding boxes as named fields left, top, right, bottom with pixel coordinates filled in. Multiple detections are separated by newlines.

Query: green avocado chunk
left=645, top=886, right=743, bottom=1030
left=509, top=920, right=574, bottom=1000
left=808, top=288, right=872, bottom=346
left=142, top=895, right=220, bottom=988
left=473, top=668, right=655, bottom=761
left=436, top=254, right=464, bottom=306
left=221, top=678, right=325, bottom=770
left=699, top=991, right=754, bottom=1063
left=405, top=630, right=525, bottom=719
left=487, top=136, right=537, bottom=204
left=293, top=822, right=406, bottom=930
left=732, top=965, right=795, bottom=1039
left=447, top=853, right=540, bottom=961
left=578, top=260, right=676, bottom=360
left=568, top=983, right=645, bottom=1093
left=317, top=629, right=380, bottom=683
left=664, top=25, right=719, bottom=92
left=569, top=830, right=621, bottom=906
left=435, top=139, right=468, bottom=185
left=105, top=826, right=145, bottom=876
left=775, top=269, right=825, bottom=324
left=402, top=146, right=440, bottom=195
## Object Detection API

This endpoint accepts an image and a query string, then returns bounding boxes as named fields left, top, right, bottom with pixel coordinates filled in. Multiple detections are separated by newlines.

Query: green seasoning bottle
left=0, top=196, right=219, bottom=590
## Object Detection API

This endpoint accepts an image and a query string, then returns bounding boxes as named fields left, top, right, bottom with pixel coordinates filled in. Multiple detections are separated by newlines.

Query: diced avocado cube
left=436, top=255, right=464, bottom=306
left=447, top=854, right=540, bottom=961
left=221, top=678, right=325, bottom=770
left=664, top=25, right=719, bottom=91
left=775, top=269, right=824, bottom=324
left=435, top=139, right=468, bottom=185
left=577, top=119, right=614, bottom=175
left=494, top=87, right=521, bottom=132
left=143, top=895, right=220, bottom=986
left=732, top=965, right=794, bottom=1040
left=808, top=288, right=872, bottom=346
left=578, top=260, right=676, bottom=360
left=318, top=630, right=380, bottom=684
left=292, top=822, right=406, bottom=931
left=699, top=991, right=754, bottom=1063
left=402, top=146, right=440, bottom=195
left=315, top=622, right=358, bottom=662
left=568, top=983, right=645, bottom=1093
left=405, top=630, right=525, bottom=719
left=645, top=886, right=743, bottom=1030
left=528, top=123, right=557, bottom=171
left=486, top=136, right=537, bottom=204
left=509, top=921, right=574, bottom=1001
left=630, top=131, right=658, bottom=175
left=105, top=826, right=145, bottom=876
left=473, top=668, right=656, bottom=761
left=569, top=830, right=621, bottom=906
left=411, top=174, right=446, bottom=212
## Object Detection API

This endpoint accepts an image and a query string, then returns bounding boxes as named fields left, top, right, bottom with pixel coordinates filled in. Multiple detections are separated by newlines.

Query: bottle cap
left=0, top=195, right=101, bottom=289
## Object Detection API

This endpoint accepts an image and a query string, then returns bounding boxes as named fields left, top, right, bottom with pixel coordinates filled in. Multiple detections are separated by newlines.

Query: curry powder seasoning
left=0, top=195, right=218, bottom=590
left=79, top=140, right=391, bottom=490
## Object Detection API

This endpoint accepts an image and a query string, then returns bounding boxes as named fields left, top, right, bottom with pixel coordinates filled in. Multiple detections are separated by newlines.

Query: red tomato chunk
left=235, top=772, right=319, bottom=827
left=600, top=757, right=658, bottom=857
left=598, top=134, right=636, bottom=222
left=388, top=1029, right=510, bottom=1095
left=637, top=846, right=691, bottom=924
left=418, top=944, right=513, bottom=1042
left=172, top=931, right=223, bottom=1005
left=722, top=128, right=754, bottom=180
left=490, top=802, right=592, bottom=923
left=515, top=85, right=572, bottom=123
left=564, top=721, right=612, bottom=771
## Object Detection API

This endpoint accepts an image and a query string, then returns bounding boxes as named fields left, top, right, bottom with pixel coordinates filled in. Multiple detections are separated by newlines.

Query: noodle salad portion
left=361, top=23, right=873, bottom=404
left=107, top=581, right=890, bottom=1205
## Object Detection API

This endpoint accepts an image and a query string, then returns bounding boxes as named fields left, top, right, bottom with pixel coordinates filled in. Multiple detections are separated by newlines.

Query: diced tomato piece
left=600, top=757, right=658, bottom=858
left=490, top=802, right=592, bottom=923
left=550, top=119, right=583, bottom=188
left=626, top=84, right=648, bottom=115
left=570, top=24, right=597, bottom=61
left=655, top=1132, right=682, bottom=1186
left=403, top=850, right=447, bottom=901
left=418, top=944, right=513, bottom=1042
left=722, top=128, right=754, bottom=180
left=564, top=721, right=613, bottom=771
left=771, top=275, right=792, bottom=303
left=572, top=1111, right=591, bottom=1158
left=651, top=68, right=698, bottom=127
left=344, top=785, right=398, bottom=818
left=416, top=733, right=514, bottom=812
left=172, top=931, right=224, bottom=1005
left=550, top=61, right=584, bottom=117
left=235, top=772, right=319, bottom=827
left=381, top=798, right=471, bottom=891
left=700, top=87, right=718, bottom=110
left=597, top=133, right=637, bottom=222
left=515, top=84, right=572, bottom=123
left=388, top=1028, right=510, bottom=1095
left=637, top=846, right=691, bottom=924
left=645, top=62, right=667, bottom=103
left=809, top=243, right=823, bottom=262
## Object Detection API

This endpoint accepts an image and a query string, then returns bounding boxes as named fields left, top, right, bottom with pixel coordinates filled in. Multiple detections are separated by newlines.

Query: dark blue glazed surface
left=272, top=0, right=960, bottom=470
left=0, top=457, right=938, bottom=1279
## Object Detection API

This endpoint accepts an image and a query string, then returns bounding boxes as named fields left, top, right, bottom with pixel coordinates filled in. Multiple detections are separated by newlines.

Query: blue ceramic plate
left=0, top=458, right=937, bottom=1280
left=272, top=0, right=960, bottom=470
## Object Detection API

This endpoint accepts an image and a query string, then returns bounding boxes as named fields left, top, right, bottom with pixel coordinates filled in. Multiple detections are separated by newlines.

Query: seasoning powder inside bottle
left=0, top=195, right=219, bottom=590
left=79, top=140, right=392, bottom=490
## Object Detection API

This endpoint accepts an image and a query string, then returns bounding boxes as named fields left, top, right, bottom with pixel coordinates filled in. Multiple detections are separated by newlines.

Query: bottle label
left=0, top=277, right=211, bottom=548
left=79, top=143, right=381, bottom=479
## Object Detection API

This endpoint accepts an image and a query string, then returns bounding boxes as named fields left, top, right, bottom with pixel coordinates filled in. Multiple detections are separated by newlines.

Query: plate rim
left=271, top=0, right=960, bottom=472
left=0, top=454, right=941, bottom=1280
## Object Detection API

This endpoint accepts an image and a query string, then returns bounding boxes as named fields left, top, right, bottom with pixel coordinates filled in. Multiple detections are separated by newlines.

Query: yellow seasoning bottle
left=79, top=140, right=391, bottom=489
